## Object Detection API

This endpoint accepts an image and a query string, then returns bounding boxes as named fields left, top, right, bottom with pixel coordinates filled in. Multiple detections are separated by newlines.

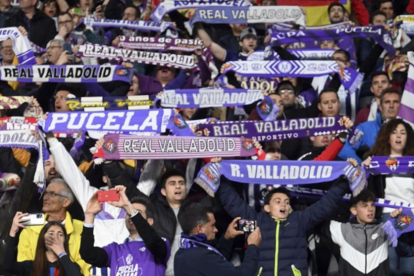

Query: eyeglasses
left=47, top=46, right=62, bottom=50
left=1, top=46, right=12, bottom=50
left=278, top=89, right=294, bottom=95
left=44, top=191, right=68, bottom=198
left=332, top=57, right=348, bottom=63
left=58, top=20, right=72, bottom=25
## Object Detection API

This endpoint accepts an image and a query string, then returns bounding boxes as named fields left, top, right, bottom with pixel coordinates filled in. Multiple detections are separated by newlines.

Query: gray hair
left=46, top=39, right=64, bottom=49
left=49, top=178, right=74, bottom=205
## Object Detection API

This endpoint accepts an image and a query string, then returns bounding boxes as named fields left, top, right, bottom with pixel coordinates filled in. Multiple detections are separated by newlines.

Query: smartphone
left=63, top=43, right=72, bottom=54
left=21, top=213, right=45, bottom=226
left=98, top=190, right=120, bottom=202
left=237, top=219, right=257, bottom=233
left=72, top=7, right=84, bottom=16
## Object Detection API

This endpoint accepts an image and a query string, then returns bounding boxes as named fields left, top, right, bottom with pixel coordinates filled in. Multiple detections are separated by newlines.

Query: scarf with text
left=0, top=27, right=35, bottom=65
left=221, top=60, right=363, bottom=94
left=190, top=6, right=306, bottom=26
left=248, top=50, right=334, bottom=61
left=196, top=116, right=347, bottom=142
left=269, top=21, right=352, bottom=32
left=0, top=130, right=45, bottom=189
left=118, top=36, right=203, bottom=52
left=156, top=88, right=263, bottom=108
left=78, top=44, right=196, bottom=70
left=398, top=51, right=414, bottom=126
left=270, top=26, right=395, bottom=57
left=0, top=65, right=133, bottom=83
left=66, top=96, right=153, bottom=111
left=0, top=96, right=31, bottom=109
left=195, top=160, right=366, bottom=197
left=93, top=135, right=260, bottom=160
left=39, top=109, right=173, bottom=135
left=79, top=18, right=175, bottom=33
left=395, top=15, right=414, bottom=36
left=0, top=117, right=38, bottom=131
left=151, top=0, right=251, bottom=22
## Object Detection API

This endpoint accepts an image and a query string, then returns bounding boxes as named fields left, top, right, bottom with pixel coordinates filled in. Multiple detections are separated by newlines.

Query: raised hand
left=10, top=212, right=29, bottom=237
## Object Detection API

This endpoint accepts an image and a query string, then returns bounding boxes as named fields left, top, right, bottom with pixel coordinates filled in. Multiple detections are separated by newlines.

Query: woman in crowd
left=364, top=118, right=414, bottom=276
left=2, top=212, right=83, bottom=276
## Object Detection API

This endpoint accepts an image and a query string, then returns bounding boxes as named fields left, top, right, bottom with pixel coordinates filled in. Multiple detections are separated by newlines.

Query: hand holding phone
left=238, top=219, right=257, bottom=233
left=21, top=213, right=45, bottom=226
left=97, top=190, right=120, bottom=202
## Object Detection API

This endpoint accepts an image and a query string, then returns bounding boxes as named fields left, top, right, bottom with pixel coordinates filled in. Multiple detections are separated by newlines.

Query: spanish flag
left=275, top=0, right=351, bottom=26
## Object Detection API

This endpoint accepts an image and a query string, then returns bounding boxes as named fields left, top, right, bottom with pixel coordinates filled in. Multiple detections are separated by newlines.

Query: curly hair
left=370, top=119, right=414, bottom=156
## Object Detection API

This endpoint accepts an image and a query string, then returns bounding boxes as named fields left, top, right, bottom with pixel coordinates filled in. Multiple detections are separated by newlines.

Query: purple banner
left=196, top=116, right=346, bottom=142
left=119, top=36, right=203, bottom=52
left=93, top=135, right=257, bottom=160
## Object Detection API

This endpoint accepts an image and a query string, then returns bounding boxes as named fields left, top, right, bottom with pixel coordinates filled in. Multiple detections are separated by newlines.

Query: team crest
left=171, top=117, right=187, bottom=129
left=103, top=139, right=117, bottom=154
left=277, top=61, right=292, bottom=73
left=204, top=167, right=218, bottom=184
left=258, top=98, right=271, bottom=115
left=386, top=157, right=399, bottom=171
left=242, top=138, right=253, bottom=151
left=115, top=69, right=129, bottom=76
left=395, top=214, right=413, bottom=231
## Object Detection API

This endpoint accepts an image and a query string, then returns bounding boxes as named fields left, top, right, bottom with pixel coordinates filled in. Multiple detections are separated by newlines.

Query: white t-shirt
left=383, top=175, right=414, bottom=213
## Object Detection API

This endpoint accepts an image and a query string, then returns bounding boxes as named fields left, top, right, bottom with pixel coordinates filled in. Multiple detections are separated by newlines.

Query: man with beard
left=174, top=203, right=262, bottom=276
left=328, top=2, right=346, bottom=24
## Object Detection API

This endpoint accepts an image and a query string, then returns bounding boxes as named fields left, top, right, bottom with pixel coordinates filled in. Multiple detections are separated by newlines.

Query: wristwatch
left=129, top=210, right=139, bottom=218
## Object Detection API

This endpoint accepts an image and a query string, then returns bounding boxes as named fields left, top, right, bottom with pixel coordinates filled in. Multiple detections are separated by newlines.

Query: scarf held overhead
left=0, top=96, right=31, bottom=109
left=66, top=96, right=153, bottom=111
left=0, top=65, right=133, bottom=83
left=270, top=26, right=395, bottom=57
left=118, top=36, right=203, bottom=52
left=397, top=51, right=414, bottom=126
left=0, top=27, right=35, bottom=65
left=78, top=44, right=196, bottom=70
left=157, top=88, right=263, bottom=108
left=221, top=60, right=363, bottom=93
left=93, top=135, right=258, bottom=160
left=367, top=156, right=414, bottom=175
left=190, top=6, right=306, bottom=26
left=196, top=116, right=346, bottom=142
left=151, top=0, right=251, bottom=22
left=39, top=109, right=173, bottom=134
left=79, top=18, right=175, bottom=33
left=195, top=160, right=366, bottom=197
left=0, top=130, right=45, bottom=189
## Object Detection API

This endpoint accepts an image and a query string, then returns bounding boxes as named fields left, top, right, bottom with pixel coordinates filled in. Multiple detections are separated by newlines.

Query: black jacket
left=218, top=176, right=350, bottom=276
left=5, top=9, right=56, bottom=48
left=174, top=234, right=260, bottom=276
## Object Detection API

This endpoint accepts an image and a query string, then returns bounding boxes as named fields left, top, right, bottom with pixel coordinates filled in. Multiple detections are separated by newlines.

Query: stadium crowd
left=1, top=0, right=414, bottom=275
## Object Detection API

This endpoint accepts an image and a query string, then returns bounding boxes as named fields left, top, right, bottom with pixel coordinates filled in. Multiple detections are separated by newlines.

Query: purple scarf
left=119, top=36, right=203, bottom=52
left=195, top=160, right=366, bottom=197
left=196, top=116, right=346, bottom=142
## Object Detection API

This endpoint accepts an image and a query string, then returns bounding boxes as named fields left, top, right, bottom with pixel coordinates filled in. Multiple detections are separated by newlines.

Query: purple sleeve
left=103, top=243, right=116, bottom=267
left=83, top=83, right=111, bottom=97
left=137, top=74, right=163, bottom=95
left=165, top=71, right=189, bottom=90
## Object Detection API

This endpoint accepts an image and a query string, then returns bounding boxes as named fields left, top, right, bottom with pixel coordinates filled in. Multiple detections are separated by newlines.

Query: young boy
left=328, top=190, right=401, bottom=276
